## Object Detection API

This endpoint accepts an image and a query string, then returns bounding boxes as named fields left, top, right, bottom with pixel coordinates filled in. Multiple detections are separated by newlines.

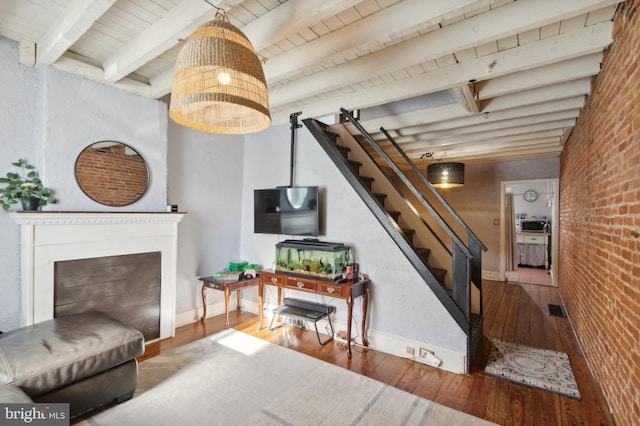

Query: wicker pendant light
left=169, top=11, right=271, bottom=134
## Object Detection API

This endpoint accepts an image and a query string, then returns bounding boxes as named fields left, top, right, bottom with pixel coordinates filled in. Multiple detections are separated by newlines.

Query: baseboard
left=175, top=299, right=261, bottom=328
left=482, top=270, right=503, bottom=281
left=176, top=302, right=466, bottom=374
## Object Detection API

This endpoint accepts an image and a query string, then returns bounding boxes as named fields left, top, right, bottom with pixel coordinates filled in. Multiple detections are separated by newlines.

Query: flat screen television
left=254, top=186, right=320, bottom=236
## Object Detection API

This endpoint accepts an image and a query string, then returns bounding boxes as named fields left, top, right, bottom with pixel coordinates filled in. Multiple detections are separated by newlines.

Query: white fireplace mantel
left=10, top=212, right=186, bottom=340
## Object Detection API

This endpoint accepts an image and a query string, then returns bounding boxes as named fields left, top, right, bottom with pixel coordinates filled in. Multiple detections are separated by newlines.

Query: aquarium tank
left=275, top=239, right=352, bottom=281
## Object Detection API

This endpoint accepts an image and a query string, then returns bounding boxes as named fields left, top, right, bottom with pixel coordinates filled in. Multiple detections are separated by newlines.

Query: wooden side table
left=258, top=269, right=369, bottom=359
left=199, top=275, right=260, bottom=328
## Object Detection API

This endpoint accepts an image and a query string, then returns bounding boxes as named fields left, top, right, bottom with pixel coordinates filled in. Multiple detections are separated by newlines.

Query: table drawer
left=318, top=283, right=347, bottom=297
left=263, top=273, right=285, bottom=286
left=523, top=235, right=545, bottom=244
left=285, top=277, right=316, bottom=292
left=209, top=281, right=225, bottom=290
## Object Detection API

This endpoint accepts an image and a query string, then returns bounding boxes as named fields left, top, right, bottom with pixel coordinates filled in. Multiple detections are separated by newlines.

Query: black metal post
left=289, top=111, right=302, bottom=187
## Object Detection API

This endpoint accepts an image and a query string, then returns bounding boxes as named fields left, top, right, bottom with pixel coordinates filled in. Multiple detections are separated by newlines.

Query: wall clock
left=523, top=190, right=538, bottom=202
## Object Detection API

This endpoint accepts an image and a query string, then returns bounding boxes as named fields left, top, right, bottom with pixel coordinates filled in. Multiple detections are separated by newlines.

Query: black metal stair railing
left=376, top=126, right=488, bottom=312
left=303, top=117, right=469, bottom=332
left=340, top=108, right=486, bottom=309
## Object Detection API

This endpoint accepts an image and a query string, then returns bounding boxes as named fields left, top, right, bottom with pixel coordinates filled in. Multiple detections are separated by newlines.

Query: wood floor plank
left=138, top=280, right=613, bottom=426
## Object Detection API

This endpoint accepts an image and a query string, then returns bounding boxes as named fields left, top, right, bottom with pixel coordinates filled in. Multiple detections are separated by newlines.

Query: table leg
left=236, top=290, right=241, bottom=311
left=258, top=282, right=264, bottom=329
left=224, top=288, right=231, bottom=328
left=200, top=284, right=207, bottom=321
left=361, top=287, right=369, bottom=346
left=346, top=295, right=354, bottom=359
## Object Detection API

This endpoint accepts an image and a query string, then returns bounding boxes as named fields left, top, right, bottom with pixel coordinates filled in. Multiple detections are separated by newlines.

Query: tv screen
left=254, top=186, right=320, bottom=236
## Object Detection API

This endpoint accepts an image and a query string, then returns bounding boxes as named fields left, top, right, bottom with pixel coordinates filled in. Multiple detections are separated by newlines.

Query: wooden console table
left=199, top=275, right=261, bottom=328
left=259, top=269, right=369, bottom=359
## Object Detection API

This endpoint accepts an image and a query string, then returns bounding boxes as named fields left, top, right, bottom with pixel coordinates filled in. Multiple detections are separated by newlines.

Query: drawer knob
left=327, top=286, right=335, bottom=293
left=297, top=281, right=304, bottom=288
left=271, top=277, right=278, bottom=283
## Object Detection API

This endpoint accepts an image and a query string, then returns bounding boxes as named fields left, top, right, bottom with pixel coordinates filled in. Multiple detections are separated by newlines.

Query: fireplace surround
left=9, top=212, right=185, bottom=340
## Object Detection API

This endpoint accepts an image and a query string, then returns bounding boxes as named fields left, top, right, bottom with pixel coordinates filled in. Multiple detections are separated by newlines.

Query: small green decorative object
left=0, top=159, right=57, bottom=211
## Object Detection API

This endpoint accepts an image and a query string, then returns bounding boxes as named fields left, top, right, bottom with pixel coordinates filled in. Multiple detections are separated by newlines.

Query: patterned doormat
left=485, top=338, right=581, bottom=399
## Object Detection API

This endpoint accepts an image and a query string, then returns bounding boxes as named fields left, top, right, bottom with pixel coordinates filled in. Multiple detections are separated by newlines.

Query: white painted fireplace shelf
left=9, top=212, right=186, bottom=340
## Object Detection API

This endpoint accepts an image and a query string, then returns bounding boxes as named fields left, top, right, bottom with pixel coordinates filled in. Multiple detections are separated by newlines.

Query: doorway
left=499, top=179, right=559, bottom=287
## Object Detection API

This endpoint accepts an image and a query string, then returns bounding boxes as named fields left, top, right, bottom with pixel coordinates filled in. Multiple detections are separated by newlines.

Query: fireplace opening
left=54, top=251, right=161, bottom=340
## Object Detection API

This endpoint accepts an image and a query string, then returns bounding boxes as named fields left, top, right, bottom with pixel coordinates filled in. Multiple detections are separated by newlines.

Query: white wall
left=0, top=35, right=467, bottom=369
left=239, top=119, right=467, bottom=366
left=0, top=38, right=39, bottom=331
left=41, top=67, right=168, bottom=212
left=0, top=37, right=168, bottom=332
left=167, top=118, right=245, bottom=317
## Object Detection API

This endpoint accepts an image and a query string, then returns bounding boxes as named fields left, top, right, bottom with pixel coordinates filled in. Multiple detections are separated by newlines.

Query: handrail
left=340, top=108, right=473, bottom=259
left=378, top=126, right=488, bottom=253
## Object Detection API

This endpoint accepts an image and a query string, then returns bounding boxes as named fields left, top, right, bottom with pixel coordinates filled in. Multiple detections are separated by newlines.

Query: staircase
left=303, top=110, right=486, bottom=372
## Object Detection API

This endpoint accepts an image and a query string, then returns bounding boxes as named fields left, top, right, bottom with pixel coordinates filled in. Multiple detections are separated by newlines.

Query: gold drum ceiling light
left=169, top=11, right=271, bottom=134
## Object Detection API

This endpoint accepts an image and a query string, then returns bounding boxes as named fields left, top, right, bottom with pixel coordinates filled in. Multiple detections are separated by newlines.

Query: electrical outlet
left=405, top=346, right=415, bottom=356
left=419, top=347, right=433, bottom=358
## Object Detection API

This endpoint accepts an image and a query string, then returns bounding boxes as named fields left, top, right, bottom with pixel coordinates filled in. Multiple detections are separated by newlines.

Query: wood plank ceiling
left=0, top=0, right=624, bottom=166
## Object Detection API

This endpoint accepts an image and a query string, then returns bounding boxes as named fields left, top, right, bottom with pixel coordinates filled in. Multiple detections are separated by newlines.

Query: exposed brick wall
left=559, top=2, right=640, bottom=425
left=75, top=144, right=148, bottom=206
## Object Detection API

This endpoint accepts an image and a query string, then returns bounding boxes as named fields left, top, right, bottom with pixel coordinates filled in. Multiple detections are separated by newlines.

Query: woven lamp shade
left=169, top=16, right=271, bottom=134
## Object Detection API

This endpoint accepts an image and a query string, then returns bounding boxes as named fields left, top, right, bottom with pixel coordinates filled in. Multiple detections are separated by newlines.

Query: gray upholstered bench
left=0, top=311, right=145, bottom=417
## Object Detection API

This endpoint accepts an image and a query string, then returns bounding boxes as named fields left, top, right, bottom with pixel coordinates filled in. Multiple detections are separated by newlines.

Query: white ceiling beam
left=399, top=130, right=565, bottom=155
left=347, top=103, right=471, bottom=134
left=482, top=78, right=593, bottom=111
left=103, top=0, right=241, bottom=83
left=388, top=118, right=576, bottom=147
left=52, top=55, right=152, bottom=97
left=476, top=53, right=603, bottom=99
left=371, top=132, right=566, bottom=159
left=242, top=0, right=363, bottom=52
left=268, top=0, right=619, bottom=106
left=417, top=142, right=564, bottom=162
left=271, top=22, right=612, bottom=124
left=145, top=0, right=362, bottom=95
left=264, top=0, right=485, bottom=83
left=451, top=84, right=480, bottom=113
left=35, top=0, right=116, bottom=66
left=379, top=109, right=580, bottom=142
left=369, top=97, right=586, bottom=138
left=455, top=146, right=565, bottom=163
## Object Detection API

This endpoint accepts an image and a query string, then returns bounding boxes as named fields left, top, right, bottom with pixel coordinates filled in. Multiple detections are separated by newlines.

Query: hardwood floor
left=143, top=280, right=612, bottom=425
left=505, top=266, right=552, bottom=286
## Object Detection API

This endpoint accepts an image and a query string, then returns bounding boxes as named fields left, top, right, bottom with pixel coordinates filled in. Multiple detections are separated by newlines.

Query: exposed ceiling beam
left=268, top=0, right=618, bottom=106
left=146, top=0, right=363, bottom=95
left=53, top=55, right=151, bottom=97
left=263, top=0, right=485, bottom=83
left=103, top=0, right=241, bottom=83
left=34, top=0, right=116, bottom=66
left=271, top=22, right=612, bottom=124
left=377, top=109, right=580, bottom=142
left=451, top=84, right=480, bottom=113
left=386, top=118, right=576, bottom=148
left=481, top=78, right=593, bottom=111
left=367, top=97, right=586, bottom=139
left=400, top=130, right=565, bottom=154
left=476, top=53, right=603, bottom=99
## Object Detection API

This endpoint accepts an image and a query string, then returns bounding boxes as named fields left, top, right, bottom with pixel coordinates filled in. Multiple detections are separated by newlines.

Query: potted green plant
left=0, top=159, right=57, bottom=211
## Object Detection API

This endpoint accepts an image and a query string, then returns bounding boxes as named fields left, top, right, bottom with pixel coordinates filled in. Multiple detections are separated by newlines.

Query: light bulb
left=218, top=72, right=231, bottom=85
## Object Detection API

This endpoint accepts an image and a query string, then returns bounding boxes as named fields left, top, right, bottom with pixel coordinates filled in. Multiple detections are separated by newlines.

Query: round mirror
left=75, top=141, right=149, bottom=206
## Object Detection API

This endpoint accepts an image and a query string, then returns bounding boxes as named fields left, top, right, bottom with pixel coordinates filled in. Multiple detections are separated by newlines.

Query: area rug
left=485, top=338, right=581, bottom=399
left=77, top=329, right=495, bottom=425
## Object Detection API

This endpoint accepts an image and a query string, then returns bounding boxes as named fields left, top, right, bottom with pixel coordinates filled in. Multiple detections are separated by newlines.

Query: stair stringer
left=303, top=118, right=469, bottom=334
